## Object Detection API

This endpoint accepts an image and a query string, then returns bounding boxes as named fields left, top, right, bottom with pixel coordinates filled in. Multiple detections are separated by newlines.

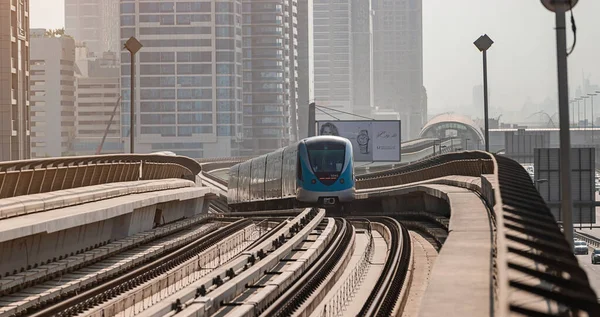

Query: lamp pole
left=474, top=34, right=493, bottom=152
left=124, top=37, right=143, bottom=154
left=570, top=99, right=575, bottom=126
left=577, top=98, right=581, bottom=127
left=541, top=0, right=578, bottom=248
left=581, top=96, right=588, bottom=138
left=589, top=93, right=597, bottom=142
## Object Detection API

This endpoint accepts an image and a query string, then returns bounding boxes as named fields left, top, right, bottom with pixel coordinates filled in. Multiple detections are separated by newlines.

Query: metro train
left=227, top=136, right=355, bottom=211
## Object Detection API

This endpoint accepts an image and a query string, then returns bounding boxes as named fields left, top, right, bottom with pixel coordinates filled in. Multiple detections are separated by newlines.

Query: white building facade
left=29, top=30, right=77, bottom=158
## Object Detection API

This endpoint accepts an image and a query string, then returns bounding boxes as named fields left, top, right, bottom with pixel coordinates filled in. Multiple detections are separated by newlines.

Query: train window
left=306, top=141, right=345, bottom=173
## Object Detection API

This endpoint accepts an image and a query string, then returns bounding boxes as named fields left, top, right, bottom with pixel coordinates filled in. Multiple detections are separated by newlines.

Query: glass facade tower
left=241, top=0, right=298, bottom=155
left=119, top=0, right=243, bottom=158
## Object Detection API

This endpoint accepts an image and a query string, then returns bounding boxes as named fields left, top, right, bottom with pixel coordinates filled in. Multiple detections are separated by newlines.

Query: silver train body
left=227, top=136, right=355, bottom=211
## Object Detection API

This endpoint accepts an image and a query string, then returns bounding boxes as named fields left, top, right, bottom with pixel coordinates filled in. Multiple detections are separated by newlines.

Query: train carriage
left=227, top=136, right=355, bottom=211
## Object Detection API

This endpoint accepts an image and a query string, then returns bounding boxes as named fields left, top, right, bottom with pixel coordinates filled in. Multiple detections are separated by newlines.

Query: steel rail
left=260, top=218, right=352, bottom=317
left=29, top=219, right=252, bottom=317
left=358, top=217, right=409, bottom=317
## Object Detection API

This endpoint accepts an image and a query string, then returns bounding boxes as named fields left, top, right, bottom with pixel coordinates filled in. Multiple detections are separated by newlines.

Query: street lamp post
left=124, top=37, right=143, bottom=154
left=541, top=0, right=578, bottom=248
left=590, top=93, right=598, bottom=142
left=570, top=99, right=576, bottom=126
left=474, top=34, right=494, bottom=152
left=573, top=97, right=581, bottom=128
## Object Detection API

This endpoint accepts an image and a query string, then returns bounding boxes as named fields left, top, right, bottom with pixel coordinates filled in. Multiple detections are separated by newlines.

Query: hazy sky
left=30, top=0, right=600, bottom=119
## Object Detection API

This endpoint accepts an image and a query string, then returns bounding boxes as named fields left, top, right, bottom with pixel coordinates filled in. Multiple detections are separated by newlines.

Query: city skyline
left=31, top=0, right=600, bottom=123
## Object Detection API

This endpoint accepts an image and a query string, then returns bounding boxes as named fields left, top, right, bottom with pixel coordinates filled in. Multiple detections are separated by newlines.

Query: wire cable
left=567, top=0, right=577, bottom=56
left=309, top=101, right=374, bottom=120
left=316, top=107, right=340, bottom=120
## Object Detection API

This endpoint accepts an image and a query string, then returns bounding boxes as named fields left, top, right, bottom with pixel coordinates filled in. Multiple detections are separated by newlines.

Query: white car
left=574, top=241, right=588, bottom=255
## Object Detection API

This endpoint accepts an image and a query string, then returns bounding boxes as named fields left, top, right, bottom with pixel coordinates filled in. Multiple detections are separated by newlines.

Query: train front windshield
left=307, top=141, right=345, bottom=173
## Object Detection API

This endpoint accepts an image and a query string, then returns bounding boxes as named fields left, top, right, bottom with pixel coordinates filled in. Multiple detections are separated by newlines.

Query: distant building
left=73, top=49, right=122, bottom=155
left=241, top=0, right=298, bottom=155
left=0, top=0, right=30, bottom=161
left=296, top=0, right=314, bottom=139
left=351, top=0, right=374, bottom=118
left=29, top=29, right=77, bottom=158
left=313, top=0, right=354, bottom=117
left=65, top=0, right=120, bottom=55
left=119, top=0, right=244, bottom=158
left=372, top=0, right=423, bottom=140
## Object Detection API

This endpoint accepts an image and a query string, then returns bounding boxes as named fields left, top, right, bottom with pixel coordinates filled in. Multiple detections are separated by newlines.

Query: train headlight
left=311, top=179, right=317, bottom=184
left=340, top=178, right=345, bottom=184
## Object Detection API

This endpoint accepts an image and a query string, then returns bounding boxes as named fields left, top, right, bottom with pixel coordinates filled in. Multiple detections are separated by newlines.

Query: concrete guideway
left=138, top=208, right=321, bottom=316
left=0, top=178, right=199, bottom=220
left=400, top=231, right=438, bottom=317
left=354, top=151, right=600, bottom=316
left=0, top=220, right=221, bottom=317
left=355, top=176, right=493, bottom=317
left=0, top=182, right=216, bottom=243
left=0, top=213, right=216, bottom=293
left=0, top=180, right=217, bottom=281
left=0, top=147, right=597, bottom=316
left=175, top=209, right=326, bottom=317
left=309, top=225, right=388, bottom=317
left=82, top=223, right=263, bottom=317
left=214, top=217, right=342, bottom=316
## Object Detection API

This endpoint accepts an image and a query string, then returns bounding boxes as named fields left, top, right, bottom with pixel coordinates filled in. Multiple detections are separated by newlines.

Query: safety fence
left=492, top=154, right=600, bottom=316
left=0, top=154, right=201, bottom=199
left=317, top=221, right=375, bottom=317
left=84, top=224, right=259, bottom=317
left=356, top=151, right=493, bottom=189
left=355, top=150, right=600, bottom=316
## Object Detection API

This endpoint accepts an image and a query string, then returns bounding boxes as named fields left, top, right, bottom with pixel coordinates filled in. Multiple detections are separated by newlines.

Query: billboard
left=317, top=120, right=401, bottom=162
left=534, top=147, right=596, bottom=224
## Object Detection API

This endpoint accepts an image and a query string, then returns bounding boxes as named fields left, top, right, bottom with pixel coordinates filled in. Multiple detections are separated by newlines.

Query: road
left=576, top=252, right=600, bottom=298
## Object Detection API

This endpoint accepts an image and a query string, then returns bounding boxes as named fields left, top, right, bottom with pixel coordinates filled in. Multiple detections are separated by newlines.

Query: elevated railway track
left=0, top=146, right=599, bottom=316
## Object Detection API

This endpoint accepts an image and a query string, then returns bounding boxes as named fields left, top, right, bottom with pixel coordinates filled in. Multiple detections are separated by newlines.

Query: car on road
left=592, top=249, right=600, bottom=264
left=574, top=240, right=589, bottom=255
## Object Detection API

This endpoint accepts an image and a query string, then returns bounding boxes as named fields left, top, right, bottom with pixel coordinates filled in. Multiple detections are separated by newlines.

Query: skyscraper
left=312, top=0, right=353, bottom=117
left=296, top=0, right=313, bottom=139
left=351, top=0, right=373, bottom=118
left=119, top=0, right=244, bottom=158
left=73, top=50, right=122, bottom=155
left=65, top=0, right=120, bottom=55
left=372, top=0, right=423, bottom=139
left=29, top=29, right=77, bottom=158
left=242, top=0, right=298, bottom=154
left=312, top=0, right=373, bottom=120
left=0, top=0, right=30, bottom=161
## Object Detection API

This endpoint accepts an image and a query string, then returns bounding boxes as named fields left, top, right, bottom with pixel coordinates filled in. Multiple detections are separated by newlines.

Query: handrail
left=0, top=153, right=201, bottom=174
left=0, top=154, right=201, bottom=199
left=356, top=150, right=600, bottom=316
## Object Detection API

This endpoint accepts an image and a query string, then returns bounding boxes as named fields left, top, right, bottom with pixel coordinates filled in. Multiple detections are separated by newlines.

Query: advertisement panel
left=534, top=147, right=596, bottom=224
left=317, top=120, right=401, bottom=162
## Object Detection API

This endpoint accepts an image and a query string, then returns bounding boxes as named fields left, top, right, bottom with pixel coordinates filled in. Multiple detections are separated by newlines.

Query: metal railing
left=317, top=222, right=374, bottom=317
left=0, top=154, right=201, bottom=199
left=356, top=151, right=493, bottom=190
left=492, top=154, right=600, bottom=316
left=356, top=150, right=600, bottom=316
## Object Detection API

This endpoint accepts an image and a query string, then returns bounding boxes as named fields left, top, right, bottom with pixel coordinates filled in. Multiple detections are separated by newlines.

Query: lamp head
left=541, top=0, right=578, bottom=12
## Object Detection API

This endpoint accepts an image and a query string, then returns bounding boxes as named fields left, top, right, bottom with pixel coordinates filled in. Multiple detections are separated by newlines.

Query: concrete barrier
left=0, top=185, right=216, bottom=277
